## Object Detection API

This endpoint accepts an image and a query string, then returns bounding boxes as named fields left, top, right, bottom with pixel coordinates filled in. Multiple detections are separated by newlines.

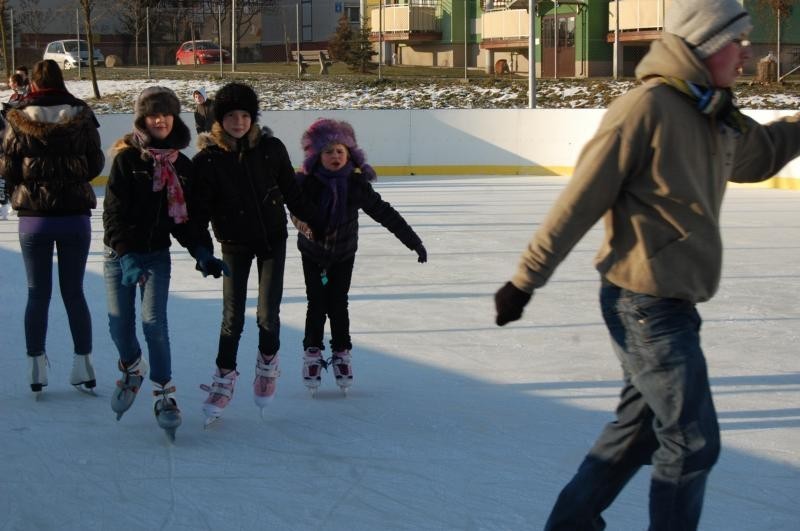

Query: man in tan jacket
left=494, top=0, right=800, bottom=529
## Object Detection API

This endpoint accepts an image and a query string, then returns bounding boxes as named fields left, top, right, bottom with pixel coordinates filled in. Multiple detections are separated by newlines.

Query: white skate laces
left=200, top=369, right=239, bottom=419
left=254, top=352, right=280, bottom=408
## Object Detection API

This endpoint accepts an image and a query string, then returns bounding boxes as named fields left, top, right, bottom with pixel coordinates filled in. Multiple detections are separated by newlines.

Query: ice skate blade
left=73, top=384, right=98, bottom=396
left=204, top=415, right=221, bottom=429
left=163, top=428, right=177, bottom=443
left=33, top=391, right=43, bottom=401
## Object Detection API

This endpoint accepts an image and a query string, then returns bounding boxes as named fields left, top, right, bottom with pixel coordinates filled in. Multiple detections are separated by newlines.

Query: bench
left=290, top=50, right=333, bottom=75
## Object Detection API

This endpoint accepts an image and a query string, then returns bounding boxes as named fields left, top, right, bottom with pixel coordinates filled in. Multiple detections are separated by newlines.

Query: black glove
left=494, top=281, right=532, bottom=326
left=194, top=247, right=230, bottom=278
left=415, top=243, right=427, bottom=263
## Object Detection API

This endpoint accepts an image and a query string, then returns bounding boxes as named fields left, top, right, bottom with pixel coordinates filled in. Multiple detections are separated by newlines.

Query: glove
left=494, top=281, right=533, bottom=326
left=194, top=247, right=230, bottom=278
left=415, top=243, right=427, bottom=263
left=119, top=253, right=146, bottom=287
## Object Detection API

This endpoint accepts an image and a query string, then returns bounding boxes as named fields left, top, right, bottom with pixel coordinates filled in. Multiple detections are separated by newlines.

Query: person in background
left=15, top=66, right=29, bottom=88
left=293, top=118, right=427, bottom=396
left=0, top=59, right=104, bottom=397
left=192, top=82, right=322, bottom=424
left=7, top=73, right=28, bottom=106
left=103, top=86, right=226, bottom=441
left=193, top=87, right=214, bottom=134
left=494, top=1, right=800, bottom=529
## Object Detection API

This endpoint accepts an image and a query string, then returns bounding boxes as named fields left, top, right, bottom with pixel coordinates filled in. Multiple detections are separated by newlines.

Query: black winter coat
left=294, top=169, right=422, bottom=268
left=192, top=123, right=321, bottom=258
left=103, top=136, right=212, bottom=258
left=0, top=89, right=104, bottom=216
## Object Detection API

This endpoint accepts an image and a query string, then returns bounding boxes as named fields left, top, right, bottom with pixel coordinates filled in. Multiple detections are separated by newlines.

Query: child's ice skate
left=253, top=352, right=280, bottom=413
left=70, top=353, right=97, bottom=395
left=28, top=354, right=48, bottom=400
left=200, top=368, right=238, bottom=427
left=302, top=347, right=326, bottom=397
left=153, top=381, right=181, bottom=442
left=111, top=356, right=148, bottom=420
left=331, top=350, right=353, bottom=395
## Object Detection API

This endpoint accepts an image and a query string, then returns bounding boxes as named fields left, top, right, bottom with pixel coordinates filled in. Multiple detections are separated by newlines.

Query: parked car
left=43, top=40, right=104, bottom=70
left=175, top=40, right=231, bottom=65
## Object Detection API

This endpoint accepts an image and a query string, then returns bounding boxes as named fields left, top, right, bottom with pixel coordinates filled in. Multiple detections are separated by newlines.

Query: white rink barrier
left=95, top=109, right=800, bottom=189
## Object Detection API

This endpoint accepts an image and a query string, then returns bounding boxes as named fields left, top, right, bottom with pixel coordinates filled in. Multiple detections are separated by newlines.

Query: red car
left=175, top=40, right=231, bottom=65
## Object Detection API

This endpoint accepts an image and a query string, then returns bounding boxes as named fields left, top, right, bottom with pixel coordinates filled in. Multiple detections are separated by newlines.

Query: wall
left=95, top=109, right=800, bottom=189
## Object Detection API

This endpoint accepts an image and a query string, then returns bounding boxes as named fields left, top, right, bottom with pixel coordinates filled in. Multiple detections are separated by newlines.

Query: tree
left=118, top=0, right=160, bottom=65
left=17, top=0, right=51, bottom=50
left=328, top=14, right=353, bottom=62
left=349, top=16, right=377, bottom=74
left=0, top=0, right=9, bottom=79
left=78, top=0, right=101, bottom=99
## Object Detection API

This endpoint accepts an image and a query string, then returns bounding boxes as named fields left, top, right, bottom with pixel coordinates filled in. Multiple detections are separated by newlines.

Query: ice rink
left=0, top=176, right=798, bottom=530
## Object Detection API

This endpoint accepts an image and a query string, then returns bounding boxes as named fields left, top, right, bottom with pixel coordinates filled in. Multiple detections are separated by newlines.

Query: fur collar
left=5, top=105, right=94, bottom=140
left=196, top=122, right=272, bottom=152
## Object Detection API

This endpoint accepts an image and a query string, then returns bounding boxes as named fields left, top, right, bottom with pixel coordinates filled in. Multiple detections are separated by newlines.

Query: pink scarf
left=148, top=148, right=188, bottom=224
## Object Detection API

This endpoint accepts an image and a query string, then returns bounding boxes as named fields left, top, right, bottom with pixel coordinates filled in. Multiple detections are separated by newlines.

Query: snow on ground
left=0, top=77, right=797, bottom=113
left=0, top=176, right=798, bottom=530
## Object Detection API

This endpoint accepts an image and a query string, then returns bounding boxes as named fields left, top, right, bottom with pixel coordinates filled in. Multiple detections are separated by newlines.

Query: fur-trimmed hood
left=196, top=121, right=273, bottom=152
left=4, top=105, right=95, bottom=141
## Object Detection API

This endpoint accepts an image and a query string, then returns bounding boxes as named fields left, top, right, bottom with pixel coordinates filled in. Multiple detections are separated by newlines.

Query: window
left=345, top=5, right=360, bottom=24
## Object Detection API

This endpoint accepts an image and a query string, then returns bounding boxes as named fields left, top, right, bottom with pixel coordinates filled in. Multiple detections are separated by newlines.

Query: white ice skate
left=302, top=348, right=326, bottom=398
left=70, top=353, right=97, bottom=395
left=28, top=354, right=48, bottom=400
left=254, top=352, right=280, bottom=414
left=153, top=381, right=181, bottom=443
left=200, top=369, right=238, bottom=428
left=111, top=356, right=148, bottom=420
left=331, top=350, right=353, bottom=396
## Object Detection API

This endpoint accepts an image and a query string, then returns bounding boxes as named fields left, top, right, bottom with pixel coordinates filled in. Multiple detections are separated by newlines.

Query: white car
left=43, top=40, right=104, bottom=70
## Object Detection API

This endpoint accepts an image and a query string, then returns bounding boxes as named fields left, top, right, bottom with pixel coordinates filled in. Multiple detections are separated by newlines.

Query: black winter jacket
left=193, top=123, right=321, bottom=258
left=103, top=135, right=212, bottom=258
left=0, top=89, right=104, bottom=216
left=293, top=169, right=422, bottom=268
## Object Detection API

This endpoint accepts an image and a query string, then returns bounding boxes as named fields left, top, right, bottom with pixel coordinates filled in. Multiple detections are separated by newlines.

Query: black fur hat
left=214, top=82, right=259, bottom=123
left=133, top=86, right=190, bottom=149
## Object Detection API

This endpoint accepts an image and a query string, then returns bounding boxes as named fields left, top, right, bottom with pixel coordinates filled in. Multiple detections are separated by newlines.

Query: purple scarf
left=315, top=162, right=353, bottom=228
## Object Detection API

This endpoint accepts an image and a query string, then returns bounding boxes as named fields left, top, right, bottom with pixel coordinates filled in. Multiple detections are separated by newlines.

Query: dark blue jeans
left=301, top=255, right=355, bottom=352
left=104, top=247, right=172, bottom=384
left=19, top=218, right=92, bottom=356
left=216, top=242, right=287, bottom=370
left=545, top=283, right=720, bottom=531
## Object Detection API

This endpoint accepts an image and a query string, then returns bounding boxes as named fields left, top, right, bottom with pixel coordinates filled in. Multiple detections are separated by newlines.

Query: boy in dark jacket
left=293, top=118, right=427, bottom=396
left=103, top=86, right=226, bottom=441
left=193, top=82, right=322, bottom=423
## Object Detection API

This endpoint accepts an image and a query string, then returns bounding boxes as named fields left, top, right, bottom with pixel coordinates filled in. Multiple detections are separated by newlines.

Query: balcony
left=607, top=0, right=671, bottom=42
left=370, top=3, right=441, bottom=42
left=481, top=7, right=529, bottom=50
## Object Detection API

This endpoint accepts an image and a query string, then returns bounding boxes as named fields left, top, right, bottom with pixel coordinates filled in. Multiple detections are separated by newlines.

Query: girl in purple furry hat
left=292, top=118, right=427, bottom=396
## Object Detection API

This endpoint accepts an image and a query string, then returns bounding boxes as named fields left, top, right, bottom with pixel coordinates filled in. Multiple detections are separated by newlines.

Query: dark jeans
left=545, top=283, right=720, bottom=531
left=104, top=247, right=172, bottom=384
left=216, top=242, right=286, bottom=370
left=301, top=255, right=355, bottom=352
left=19, top=219, right=92, bottom=356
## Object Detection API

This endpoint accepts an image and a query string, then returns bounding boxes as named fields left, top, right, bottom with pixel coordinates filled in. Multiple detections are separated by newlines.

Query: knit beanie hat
left=213, top=82, right=259, bottom=123
left=133, top=86, right=190, bottom=149
left=301, top=118, right=375, bottom=180
left=665, top=0, right=752, bottom=59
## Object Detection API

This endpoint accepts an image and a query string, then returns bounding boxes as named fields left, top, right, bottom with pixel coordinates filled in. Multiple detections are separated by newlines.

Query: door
left=541, top=14, right=575, bottom=78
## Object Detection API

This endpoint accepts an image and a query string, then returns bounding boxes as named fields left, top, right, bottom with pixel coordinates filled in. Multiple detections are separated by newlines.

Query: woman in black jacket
left=0, top=59, right=104, bottom=397
left=193, top=82, right=321, bottom=424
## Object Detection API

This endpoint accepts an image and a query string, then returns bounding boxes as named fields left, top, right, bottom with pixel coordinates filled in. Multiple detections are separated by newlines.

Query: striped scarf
left=659, top=77, right=748, bottom=133
left=147, top=148, right=188, bottom=224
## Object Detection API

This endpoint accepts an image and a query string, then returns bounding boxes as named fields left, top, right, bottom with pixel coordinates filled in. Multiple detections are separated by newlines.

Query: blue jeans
left=19, top=220, right=92, bottom=356
left=216, top=242, right=286, bottom=370
left=104, top=247, right=172, bottom=384
left=545, top=283, right=720, bottom=531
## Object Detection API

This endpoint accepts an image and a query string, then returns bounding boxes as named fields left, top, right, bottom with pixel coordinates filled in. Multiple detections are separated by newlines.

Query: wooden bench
left=290, top=50, right=333, bottom=75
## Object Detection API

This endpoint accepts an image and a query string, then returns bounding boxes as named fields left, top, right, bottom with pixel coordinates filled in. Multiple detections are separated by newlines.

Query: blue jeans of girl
left=544, top=283, right=721, bottom=531
left=19, top=217, right=92, bottom=357
left=104, top=247, right=172, bottom=384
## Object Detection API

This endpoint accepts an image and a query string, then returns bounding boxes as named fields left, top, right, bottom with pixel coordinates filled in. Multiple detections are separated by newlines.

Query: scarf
left=659, top=77, right=748, bottom=133
left=315, top=162, right=353, bottom=229
left=147, top=147, right=188, bottom=224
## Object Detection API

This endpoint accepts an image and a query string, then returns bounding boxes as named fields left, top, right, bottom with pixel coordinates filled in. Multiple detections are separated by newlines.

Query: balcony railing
left=608, top=0, right=672, bottom=32
left=370, top=5, right=440, bottom=34
left=482, top=8, right=529, bottom=40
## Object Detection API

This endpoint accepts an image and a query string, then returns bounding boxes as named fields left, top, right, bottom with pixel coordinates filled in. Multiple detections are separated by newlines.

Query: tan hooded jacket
left=511, top=33, right=800, bottom=303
